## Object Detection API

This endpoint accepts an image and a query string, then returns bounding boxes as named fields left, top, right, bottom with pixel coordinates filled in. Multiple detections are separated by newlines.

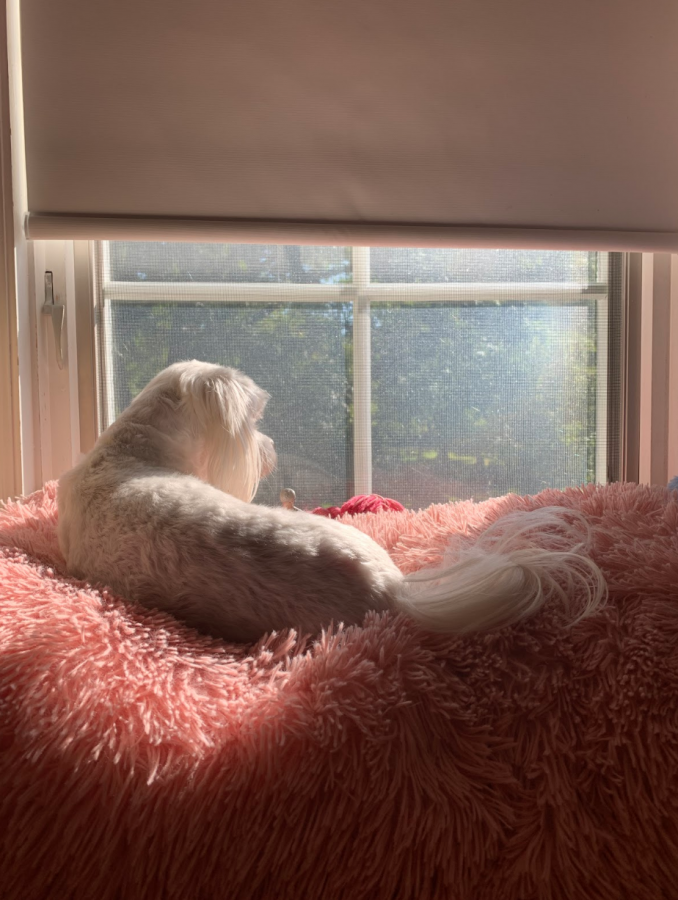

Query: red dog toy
left=312, top=494, right=405, bottom=518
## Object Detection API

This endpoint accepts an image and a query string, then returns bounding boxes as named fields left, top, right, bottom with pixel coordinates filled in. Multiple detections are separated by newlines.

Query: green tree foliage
left=370, top=301, right=595, bottom=507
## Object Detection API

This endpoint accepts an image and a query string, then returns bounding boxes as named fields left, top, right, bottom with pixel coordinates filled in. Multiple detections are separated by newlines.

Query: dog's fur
left=57, top=361, right=606, bottom=643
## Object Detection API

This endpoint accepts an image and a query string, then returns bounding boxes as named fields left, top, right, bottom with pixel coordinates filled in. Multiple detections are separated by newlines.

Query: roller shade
left=20, top=0, right=678, bottom=249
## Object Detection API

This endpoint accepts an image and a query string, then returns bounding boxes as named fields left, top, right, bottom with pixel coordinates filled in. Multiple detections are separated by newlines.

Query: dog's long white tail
left=396, top=507, right=606, bottom=632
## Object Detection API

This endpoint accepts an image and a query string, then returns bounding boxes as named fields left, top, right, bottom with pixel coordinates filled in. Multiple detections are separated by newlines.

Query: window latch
left=42, top=271, right=65, bottom=369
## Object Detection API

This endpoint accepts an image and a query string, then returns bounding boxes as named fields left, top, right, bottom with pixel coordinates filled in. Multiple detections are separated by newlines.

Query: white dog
left=57, top=361, right=605, bottom=643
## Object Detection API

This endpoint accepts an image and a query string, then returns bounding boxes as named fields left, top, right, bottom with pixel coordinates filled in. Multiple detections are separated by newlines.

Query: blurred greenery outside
left=104, top=244, right=610, bottom=510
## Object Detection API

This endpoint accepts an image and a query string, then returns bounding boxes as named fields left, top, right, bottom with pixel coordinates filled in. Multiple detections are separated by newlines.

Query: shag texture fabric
left=0, top=482, right=677, bottom=900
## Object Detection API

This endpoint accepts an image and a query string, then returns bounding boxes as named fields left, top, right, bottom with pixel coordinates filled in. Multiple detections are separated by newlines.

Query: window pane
left=371, top=301, right=598, bottom=507
left=370, top=248, right=599, bottom=284
left=109, top=242, right=352, bottom=285
left=98, top=243, right=620, bottom=511
left=103, top=300, right=354, bottom=507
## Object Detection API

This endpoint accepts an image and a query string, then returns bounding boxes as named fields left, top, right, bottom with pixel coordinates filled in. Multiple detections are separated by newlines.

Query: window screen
left=97, top=244, right=621, bottom=510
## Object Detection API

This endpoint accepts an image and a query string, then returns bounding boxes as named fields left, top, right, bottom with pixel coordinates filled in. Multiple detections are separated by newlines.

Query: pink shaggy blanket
left=0, top=483, right=677, bottom=900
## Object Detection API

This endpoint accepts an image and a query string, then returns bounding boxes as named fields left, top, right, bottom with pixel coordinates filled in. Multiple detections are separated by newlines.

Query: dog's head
left=134, top=361, right=276, bottom=502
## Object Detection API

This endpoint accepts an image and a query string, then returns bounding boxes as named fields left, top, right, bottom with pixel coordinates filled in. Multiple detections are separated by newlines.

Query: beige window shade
left=20, top=0, right=678, bottom=250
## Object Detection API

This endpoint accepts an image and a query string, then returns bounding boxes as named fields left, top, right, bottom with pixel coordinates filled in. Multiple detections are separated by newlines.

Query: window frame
left=92, top=243, right=616, bottom=498
left=11, top=239, right=678, bottom=501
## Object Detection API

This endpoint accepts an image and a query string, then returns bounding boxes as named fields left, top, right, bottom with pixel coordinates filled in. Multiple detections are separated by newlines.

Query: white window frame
left=93, top=242, right=612, bottom=496
left=13, top=241, right=678, bottom=500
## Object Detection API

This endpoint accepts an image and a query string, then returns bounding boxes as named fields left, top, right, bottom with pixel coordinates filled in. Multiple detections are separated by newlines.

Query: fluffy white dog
left=57, top=361, right=605, bottom=643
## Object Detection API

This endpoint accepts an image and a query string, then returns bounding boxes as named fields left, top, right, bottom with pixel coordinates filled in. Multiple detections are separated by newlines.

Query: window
left=95, top=243, right=622, bottom=510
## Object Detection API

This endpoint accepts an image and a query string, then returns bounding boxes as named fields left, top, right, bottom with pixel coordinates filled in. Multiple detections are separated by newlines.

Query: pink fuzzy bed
left=0, top=482, right=677, bottom=900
